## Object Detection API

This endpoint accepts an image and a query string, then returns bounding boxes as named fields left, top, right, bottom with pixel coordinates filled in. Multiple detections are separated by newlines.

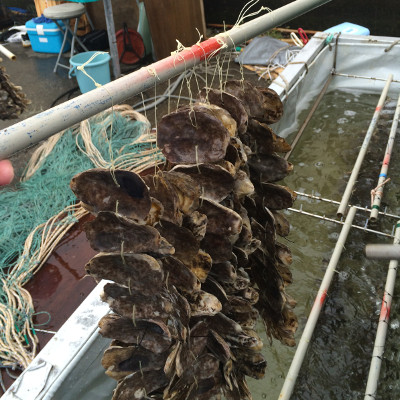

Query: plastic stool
left=44, top=3, right=89, bottom=73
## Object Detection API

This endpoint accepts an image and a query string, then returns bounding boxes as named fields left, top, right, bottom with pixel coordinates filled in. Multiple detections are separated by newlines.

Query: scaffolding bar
left=337, top=74, right=393, bottom=218
left=288, top=207, right=394, bottom=238
left=370, top=93, right=400, bottom=221
left=364, top=222, right=400, bottom=399
left=295, top=191, right=400, bottom=220
left=279, top=206, right=357, bottom=400
left=0, top=0, right=332, bottom=159
left=333, top=72, right=400, bottom=84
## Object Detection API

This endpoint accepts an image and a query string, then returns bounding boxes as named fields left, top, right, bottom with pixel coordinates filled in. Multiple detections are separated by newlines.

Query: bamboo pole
left=364, top=222, right=400, bottom=399
left=0, top=0, right=333, bottom=159
left=337, top=75, right=393, bottom=218
left=279, top=206, right=357, bottom=400
left=370, top=94, right=400, bottom=221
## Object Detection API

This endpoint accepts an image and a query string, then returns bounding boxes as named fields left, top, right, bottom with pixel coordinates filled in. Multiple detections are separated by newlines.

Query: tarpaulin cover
left=235, top=36, right=300, bottom=66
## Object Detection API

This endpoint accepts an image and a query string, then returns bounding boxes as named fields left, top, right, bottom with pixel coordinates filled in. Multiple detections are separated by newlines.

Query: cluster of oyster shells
left=0, top=66, right=29, bottom=120
left=70, top=79, right=297, bottom=400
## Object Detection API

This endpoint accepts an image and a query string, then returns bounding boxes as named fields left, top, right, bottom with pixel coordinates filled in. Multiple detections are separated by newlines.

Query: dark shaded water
left=249, top=90, right=400, bottom=399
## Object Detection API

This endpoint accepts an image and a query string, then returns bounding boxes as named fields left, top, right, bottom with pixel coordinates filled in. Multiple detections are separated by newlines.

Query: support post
left=103, top=0, right=121, bottom=79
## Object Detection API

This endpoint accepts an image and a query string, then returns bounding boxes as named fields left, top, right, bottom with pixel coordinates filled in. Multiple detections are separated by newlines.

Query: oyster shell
left=98, top=314, right=172, bottom=352
left=199, top=87, right=248, bottom=134
left=84, top=211, right=174, bottom=255
left=102, top=345, right=168, bottom=380
left=70, top=168, right=151, bottom=221
left=224, top=80, right=283, bottom=124
left=171, top=164, right=235, bottom=203
left=271, top=210, right=291, bottom=237
left=186, top=290, right=222, bottom=316
left=182, top=211, right=208, bottom=241
left=259, top=182, right=297, bottom=210
left=156, top=220, right=199, bottom=263
left=142, top=172, right=182, bottom=224
left=248, top=153, right=293, bottom=183
left=112, top=369, right=169, bottom=400
left=100, top=283, right=173, bottom=320
left=160, top=256, right=201, bottom=293
left=163, top=171, right=200, bottom=215
left=199, top=199, right=242, bottom=237
left=85, top=253, right=163, bottom=295
left=157, top=104, right=231, bottom=164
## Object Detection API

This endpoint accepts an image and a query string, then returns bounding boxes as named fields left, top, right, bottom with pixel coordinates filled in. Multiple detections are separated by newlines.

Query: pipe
left=364, top=222, right=400, bottom=399
left=0, top=0, right=332, bottom=159
left=365, top=244, right=400, bottom=260
left=337, top=75, right=393, bottom=218
left=279, top=206, right=357, bottom=400
left=370, top=94, right=400, bottom=221
left=0, top=44, right=16, bottom=60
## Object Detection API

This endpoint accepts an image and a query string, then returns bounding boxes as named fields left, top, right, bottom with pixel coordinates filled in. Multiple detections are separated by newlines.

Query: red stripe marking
left=320, top=289, right=328, bottom=306
left=147, top=37, right=225, bottom=76
left=380, top=293, right=391, bottom=321
left=383, top=154, right=390, bottom=165
left=376, top=106, right=382, bottom=112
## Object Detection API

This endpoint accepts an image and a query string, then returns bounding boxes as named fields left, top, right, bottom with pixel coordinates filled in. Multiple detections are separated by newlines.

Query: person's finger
left=0, top=160, right=14, bottom=186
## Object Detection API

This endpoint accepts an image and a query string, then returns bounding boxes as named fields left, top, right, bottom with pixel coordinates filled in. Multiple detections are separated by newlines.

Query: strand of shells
left=70, top=80, right=298, bottom=400
left=0, top=66, right=30, bottom=119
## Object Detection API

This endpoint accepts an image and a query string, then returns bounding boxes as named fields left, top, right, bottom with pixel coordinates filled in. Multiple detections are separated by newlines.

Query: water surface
left=250, top=90, right=400, bottom=400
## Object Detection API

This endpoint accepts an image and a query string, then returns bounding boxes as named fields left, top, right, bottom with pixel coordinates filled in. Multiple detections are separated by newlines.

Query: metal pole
left=370, top=94, right=400, bottom=221
left=103, top=0, right=121, bottom=79
left=289, top=206, right=393, bottom=238
left=0, top=0, right=332, bottom=159
left=364, top=222, right=400, bottom=399
left=285, top=74, right=333, bottom=160
left=365, top=244, right=400, bottom=260
left=295, top=191, right=400, bottom=220
left=279, top=206, right=357, bottom=400
left=337, top=75, right=393, bottom=218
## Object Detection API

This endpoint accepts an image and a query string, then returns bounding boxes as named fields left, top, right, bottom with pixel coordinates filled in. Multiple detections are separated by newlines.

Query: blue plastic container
left=324, top=22, right=370, bottom=36
left=69, top=51, right=111, bottom=93
left=25, top=19, right=70, bottom=53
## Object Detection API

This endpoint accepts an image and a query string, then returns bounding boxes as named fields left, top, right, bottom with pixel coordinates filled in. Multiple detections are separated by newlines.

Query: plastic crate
left=25, top=18, right=70, bottom=53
